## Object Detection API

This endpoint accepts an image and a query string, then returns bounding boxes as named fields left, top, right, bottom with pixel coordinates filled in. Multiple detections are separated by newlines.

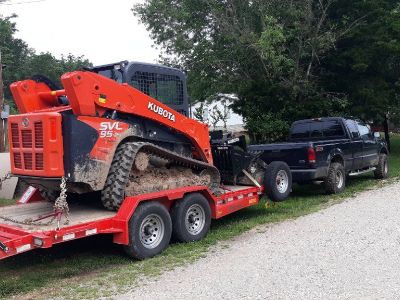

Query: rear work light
left=308, top=147, right=316, bottom=163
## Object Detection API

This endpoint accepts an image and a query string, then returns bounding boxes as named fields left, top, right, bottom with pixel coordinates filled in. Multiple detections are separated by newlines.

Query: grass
left=0, top=135, right=399, bottom=299
left=0, top=199, right=15, bottom=207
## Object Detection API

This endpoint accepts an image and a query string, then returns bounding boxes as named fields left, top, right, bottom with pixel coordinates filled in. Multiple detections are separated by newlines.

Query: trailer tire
left=171, top=193, right=211, bottom=243
left=264, top=161, right=292, bottom=202
left=101, top=142, right=136, bottom=211
left=124, top=201, right=172, bottom=260
left=374, top=153, right=389, bottom=179
left=324, top=162, right=345, bottom=194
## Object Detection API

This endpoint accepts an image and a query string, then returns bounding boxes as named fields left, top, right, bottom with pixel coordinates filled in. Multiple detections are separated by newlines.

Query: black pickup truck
left=248, top=117, right=389, bottom=195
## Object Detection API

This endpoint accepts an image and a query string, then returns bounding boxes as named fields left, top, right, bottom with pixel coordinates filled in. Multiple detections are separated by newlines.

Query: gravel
left=118, top=182, right=400, bottom=300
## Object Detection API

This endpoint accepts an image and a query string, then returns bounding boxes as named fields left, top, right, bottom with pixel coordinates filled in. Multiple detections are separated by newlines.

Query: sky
left=0, top=0, right=160, bottom=65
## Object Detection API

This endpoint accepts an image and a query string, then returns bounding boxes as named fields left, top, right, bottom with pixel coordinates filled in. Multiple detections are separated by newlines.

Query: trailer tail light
left=308, top=147, right=316, bottom=163
left=33, top=238, right=43, bottom=247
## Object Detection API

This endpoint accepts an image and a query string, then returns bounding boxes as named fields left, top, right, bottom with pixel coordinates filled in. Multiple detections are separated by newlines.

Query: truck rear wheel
left=374, top=153, right=389, bottom=179
left=101, top=142, right=136, bottom=211
left=264, top=161, right=292, bottom=202
left=324, top=162, right=345, bottom=194
left=171, top=193, right=211, bottom=242
left=124, top=201, right=172, bottom=260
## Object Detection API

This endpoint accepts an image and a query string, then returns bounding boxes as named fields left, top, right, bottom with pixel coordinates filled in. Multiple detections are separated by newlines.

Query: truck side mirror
left=373, top=132, right=380, bottom=138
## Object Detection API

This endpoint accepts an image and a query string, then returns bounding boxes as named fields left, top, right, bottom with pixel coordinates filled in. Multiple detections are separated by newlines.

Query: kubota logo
left=148, top=102, right=176, bottom=122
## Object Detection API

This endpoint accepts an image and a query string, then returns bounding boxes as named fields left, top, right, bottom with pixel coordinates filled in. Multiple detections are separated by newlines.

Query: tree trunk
left=383, top=114, right=390, bottom=152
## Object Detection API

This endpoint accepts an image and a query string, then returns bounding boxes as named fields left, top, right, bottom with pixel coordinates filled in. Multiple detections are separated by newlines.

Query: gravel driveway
left=118, top=182, right=400, bottom=300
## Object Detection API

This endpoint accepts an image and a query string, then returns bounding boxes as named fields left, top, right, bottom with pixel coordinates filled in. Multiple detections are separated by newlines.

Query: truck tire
left=171, top=193, right=211, bottom=242
left=101, top=142, right=136, bottom=211
left=264, top=161, right=292, bottom=202
left=324, top=162, right=345, bottom=194
left=124, top=201, right=172, bottom=260
left=374, top=153, right=389, bottom=179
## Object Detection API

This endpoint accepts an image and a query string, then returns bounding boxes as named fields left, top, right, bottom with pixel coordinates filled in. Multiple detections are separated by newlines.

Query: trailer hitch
left=0, top=242, right=9, bottom=253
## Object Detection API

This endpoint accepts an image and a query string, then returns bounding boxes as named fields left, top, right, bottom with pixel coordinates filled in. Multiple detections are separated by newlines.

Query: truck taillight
left=308, top=147, right=316, bottom=163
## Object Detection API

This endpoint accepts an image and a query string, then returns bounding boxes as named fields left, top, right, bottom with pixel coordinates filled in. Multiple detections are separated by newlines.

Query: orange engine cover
left=8, top=112, right=64, bottom=177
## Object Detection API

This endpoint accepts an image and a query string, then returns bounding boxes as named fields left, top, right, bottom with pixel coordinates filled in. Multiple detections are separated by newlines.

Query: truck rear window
left=290, top=120, right=345, bottom=140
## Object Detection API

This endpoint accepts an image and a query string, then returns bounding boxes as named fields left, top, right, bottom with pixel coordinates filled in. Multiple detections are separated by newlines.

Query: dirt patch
left=133, top=152, right=149, bottom=171
left=126, top=166, right=211, bottom=196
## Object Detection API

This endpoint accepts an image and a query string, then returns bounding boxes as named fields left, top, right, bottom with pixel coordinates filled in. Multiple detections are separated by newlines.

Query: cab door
left=356, top=121, right=379, bottom=168
left=345, top=119, right=363, bottom=170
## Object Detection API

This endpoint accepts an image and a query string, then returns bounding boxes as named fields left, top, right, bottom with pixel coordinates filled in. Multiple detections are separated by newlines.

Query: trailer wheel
left=264, top=161, right=292, bottom=202
left=101, top=142, right=136, bottom=211
left=324, top=162, right=345, bottom=194
left=124, top=201, right=172, bottom=260
left=171, top=193, right=211, bottom=242
left=374, top=153, right=389, bottom=179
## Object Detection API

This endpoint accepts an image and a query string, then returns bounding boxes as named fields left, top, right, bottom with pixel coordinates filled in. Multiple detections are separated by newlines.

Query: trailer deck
left=0, top=201, right=116, bottom=232
left=0, top=184, right=262, bottom=260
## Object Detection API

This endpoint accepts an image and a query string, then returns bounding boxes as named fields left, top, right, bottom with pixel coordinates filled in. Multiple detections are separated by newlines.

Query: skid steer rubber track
left=101, top=141, right=220, bottom=211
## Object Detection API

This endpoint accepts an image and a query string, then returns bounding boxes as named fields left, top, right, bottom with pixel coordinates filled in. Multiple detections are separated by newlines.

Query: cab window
left=290, top=120, right=345, bottom=140
left=131, top=71, right=184, bottom=105
left=97, top=69, right=123, bottom=83
left=356, top=121, right=370, bottom=138
left=345, top=120, right=360, bottom=139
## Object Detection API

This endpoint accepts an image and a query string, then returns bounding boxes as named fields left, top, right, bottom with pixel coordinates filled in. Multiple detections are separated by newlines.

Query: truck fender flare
left=327, top=149, right=345, bottom=167
left=379, top=145, right=389, bottom=155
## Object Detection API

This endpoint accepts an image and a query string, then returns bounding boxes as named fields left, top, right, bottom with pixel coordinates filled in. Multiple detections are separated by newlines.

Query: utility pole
left=0, top=49, right=4, bottom=153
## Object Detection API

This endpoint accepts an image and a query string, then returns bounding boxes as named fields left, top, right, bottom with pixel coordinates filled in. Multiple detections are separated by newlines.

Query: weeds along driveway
left=118, top=182, right=400, bottom=300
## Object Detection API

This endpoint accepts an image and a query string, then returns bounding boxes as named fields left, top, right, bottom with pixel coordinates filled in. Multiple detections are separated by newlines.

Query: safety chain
left=0, top=176, right=69, bottom=228
left=0, top=172, right=12, bottom=190
left=0, top=208, right=58, bottom=226
left=54, top=176, right=70, bottom=226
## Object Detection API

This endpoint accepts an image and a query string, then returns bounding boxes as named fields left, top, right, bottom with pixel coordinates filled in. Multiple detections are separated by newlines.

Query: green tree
left=323, top=0, right=400, bottom=149
left=0, top=14, right=33, bottom=103
left=193, top=101, right=207, bottom=123
left=24, top=52, right=92, bottom=87
left=134, top=0, right=359, bottom=142
left=0, top=15, right=92, bottom=112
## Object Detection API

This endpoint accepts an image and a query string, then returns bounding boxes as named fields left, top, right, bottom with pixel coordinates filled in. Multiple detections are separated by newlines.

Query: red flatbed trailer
left=0, top=184, right=262, bottom=260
